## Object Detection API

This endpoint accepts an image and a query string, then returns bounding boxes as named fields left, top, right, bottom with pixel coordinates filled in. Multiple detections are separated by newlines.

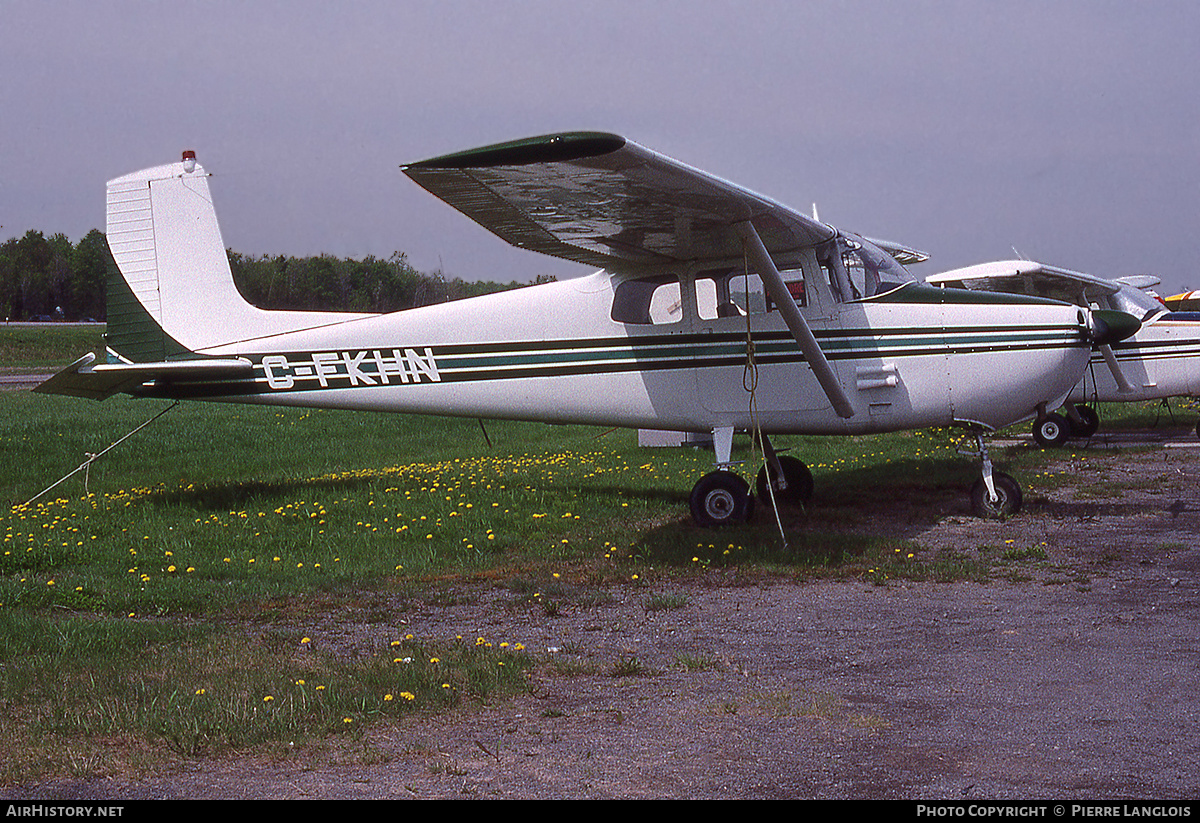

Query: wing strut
left=734, top=221, right=855, bottom=419
left=1099, top=345, right=1137, bottom=395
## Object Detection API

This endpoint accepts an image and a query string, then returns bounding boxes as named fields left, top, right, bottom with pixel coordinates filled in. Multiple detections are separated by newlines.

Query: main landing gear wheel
left=1068, top=405, right=1100, bottom=438
left=755, top=456, right=814, bottom=508
left=689, top=470, right=754, bottom=528
left=1032, top=413, right=1071, bottom=448
left=971, top=472, right=1023, bottom=519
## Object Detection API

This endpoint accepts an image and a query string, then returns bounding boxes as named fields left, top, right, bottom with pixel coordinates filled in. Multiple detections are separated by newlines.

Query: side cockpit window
left=611, top=276, right=682, bottom=325
left=697, top=270, right=805, bottom=321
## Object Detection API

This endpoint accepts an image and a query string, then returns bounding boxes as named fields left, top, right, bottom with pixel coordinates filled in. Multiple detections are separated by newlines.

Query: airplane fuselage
left=138, top=269, right=1094, bottom=438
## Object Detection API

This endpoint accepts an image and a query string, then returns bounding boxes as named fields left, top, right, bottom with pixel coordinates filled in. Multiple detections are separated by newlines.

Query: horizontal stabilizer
left=34, top=353, right=254, bottom=401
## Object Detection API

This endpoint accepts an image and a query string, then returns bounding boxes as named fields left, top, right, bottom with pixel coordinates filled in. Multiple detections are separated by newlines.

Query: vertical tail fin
left=104, top=152, right=370, bottom=362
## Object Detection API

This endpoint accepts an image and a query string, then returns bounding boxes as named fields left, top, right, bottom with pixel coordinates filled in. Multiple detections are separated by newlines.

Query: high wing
left=402, top=132, right=839, bottom=271
left=408, top=131, right=874, bottom=417
left=862, top=236, right=929, bottom=267
left=925, top=260, right=1122, bottom=304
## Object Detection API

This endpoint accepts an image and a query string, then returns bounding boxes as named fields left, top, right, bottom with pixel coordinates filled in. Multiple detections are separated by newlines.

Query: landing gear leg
left=963, top=431, right=1022, bottom=519
left=754, top=433, right=813, bottom=509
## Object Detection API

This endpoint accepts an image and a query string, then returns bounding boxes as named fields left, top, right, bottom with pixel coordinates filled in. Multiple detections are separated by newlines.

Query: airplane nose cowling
left=1089, top=310, right=1142, bottom=347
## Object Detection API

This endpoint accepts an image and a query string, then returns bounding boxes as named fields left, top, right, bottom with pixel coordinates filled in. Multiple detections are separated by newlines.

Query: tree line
left=0, top=229, right=541, bottom=322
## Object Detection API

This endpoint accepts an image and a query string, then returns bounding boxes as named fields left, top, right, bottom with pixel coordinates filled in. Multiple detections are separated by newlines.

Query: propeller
left=1089, top=310, right=1141, bottom=395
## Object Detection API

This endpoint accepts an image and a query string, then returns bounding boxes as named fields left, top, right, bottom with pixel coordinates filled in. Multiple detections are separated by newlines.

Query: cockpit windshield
left=837, top=233, right=917, bottom=300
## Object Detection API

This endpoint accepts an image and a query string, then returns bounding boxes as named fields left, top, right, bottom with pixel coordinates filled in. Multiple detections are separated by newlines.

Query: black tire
left=1068, top=405, right=1100, bottom=438
left=971, top=472, right=1023, bottom=519
left=755, top=456, right=814, bottom=508
left=1032, top=413, right=1071, bottom=447
left=689, top=471, right=754, bottom=527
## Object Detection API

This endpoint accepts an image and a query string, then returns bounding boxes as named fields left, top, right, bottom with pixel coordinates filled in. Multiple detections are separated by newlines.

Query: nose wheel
left=964, top=431, right=1023, bottom=519
left=971, top=472, right=1022, bottom=518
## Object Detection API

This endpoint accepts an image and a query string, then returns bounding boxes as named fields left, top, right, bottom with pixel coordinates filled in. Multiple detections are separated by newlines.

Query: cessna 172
left=927, top=261, right=1200, bottom=445
left=35, top=133, right=1139, bottom=525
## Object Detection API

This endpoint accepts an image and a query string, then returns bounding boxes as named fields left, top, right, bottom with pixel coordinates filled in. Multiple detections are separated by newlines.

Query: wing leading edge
left=402, top=132, right=838, bottom=271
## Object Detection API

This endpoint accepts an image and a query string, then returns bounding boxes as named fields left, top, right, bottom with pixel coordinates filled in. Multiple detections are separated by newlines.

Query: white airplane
left=36, top=133, right=1139, bottom=524
left=928, top=261, right=1199, bottom=444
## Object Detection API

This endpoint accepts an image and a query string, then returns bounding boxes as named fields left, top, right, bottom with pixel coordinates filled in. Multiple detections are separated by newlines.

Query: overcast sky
left=3, top=1, right=1198, bottom=293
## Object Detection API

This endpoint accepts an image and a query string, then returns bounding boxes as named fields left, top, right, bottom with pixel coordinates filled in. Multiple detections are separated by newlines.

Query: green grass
left=0, top=609, right=532, bottom=776
left=2, top=388, right=1012, bottom=780
left=0, top=325, right=105, bottom=371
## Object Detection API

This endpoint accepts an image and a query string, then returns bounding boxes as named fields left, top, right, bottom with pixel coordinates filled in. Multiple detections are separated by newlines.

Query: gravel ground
left=9, top=428, right=1200, bottom=800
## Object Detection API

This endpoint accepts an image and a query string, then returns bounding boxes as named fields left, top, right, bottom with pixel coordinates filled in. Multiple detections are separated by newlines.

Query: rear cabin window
left=611, top=276, right=682, bottom=325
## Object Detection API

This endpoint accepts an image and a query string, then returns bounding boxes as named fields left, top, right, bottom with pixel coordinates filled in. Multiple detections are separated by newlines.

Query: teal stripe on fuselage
left=138, top=322, right=1086, bottom=401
